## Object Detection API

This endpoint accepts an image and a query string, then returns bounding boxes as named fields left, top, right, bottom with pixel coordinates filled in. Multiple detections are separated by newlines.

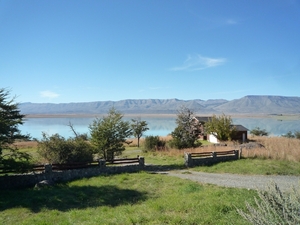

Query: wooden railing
left=185, top=150, right=239, bottom=167
left=0, top=156, right=143, bottom=174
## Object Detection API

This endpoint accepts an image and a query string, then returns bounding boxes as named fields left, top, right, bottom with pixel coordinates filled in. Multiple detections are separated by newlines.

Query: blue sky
left=1, top=0, right=299, bottom=103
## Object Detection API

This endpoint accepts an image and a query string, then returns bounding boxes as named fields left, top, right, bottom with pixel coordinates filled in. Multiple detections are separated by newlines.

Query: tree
left=89, top=108, right=132, bottom=161
left=250, top=127, right=269, bottom=136
left=0, top=88, right=31, bottom=171
left=131, top=118, right=149, bottom=147
left=37, top=132, right=93, bottom=164
left=205, top=114, right=236, bottom=142
left=170, top=106, right=201, bottom=149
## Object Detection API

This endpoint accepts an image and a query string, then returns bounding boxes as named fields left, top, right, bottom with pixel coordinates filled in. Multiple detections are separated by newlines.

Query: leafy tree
left=131, top=118, right=149, bottom=147
left=0, top=88, right=31, bottom=171
left=89, top=108, right=132, bottom=161
left=250, top=127, right=269, bottom=136
left=205, top=113, right=236, bottom=141
left=170, top=106, right=201, bottom=149
left=37, top=132, right=94, bottom=164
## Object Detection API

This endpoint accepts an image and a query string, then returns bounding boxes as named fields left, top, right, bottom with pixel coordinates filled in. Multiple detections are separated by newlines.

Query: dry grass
left=12, top=135, right=300, bottom=163
left=12, top=141, right=38, bottom=149
left=126, top=135, right=173, bottom=147
left=137, top=135, right=300, bottom=162
left=242, top=136, right=300, bottom=162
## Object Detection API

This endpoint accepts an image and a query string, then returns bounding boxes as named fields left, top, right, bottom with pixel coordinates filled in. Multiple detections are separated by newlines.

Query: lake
left=21, top=115, right=300, bottom=140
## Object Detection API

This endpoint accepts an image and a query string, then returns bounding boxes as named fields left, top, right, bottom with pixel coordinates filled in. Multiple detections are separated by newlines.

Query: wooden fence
left=184, top=150, right=239, bottom=167
left=0, top=156, right=143, bottom=174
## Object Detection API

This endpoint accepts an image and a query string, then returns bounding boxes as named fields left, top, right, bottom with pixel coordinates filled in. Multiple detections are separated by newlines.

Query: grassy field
left=0, top=171, right=256, bottom=225
left=1, top=136, right=299, bottom=224
left=11, top=135, right=300, bottom=175
left=123, top=135, right=300, bottom=175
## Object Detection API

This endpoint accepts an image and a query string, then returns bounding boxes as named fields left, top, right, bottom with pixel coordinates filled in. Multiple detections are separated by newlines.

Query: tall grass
left=242, top=136, right=300, bottom=162
left=137, top=135, right=300, bottom=163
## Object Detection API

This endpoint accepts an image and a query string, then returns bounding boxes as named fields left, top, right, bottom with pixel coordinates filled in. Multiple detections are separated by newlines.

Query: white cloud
left=226, top=19, right=238, bottom=25
left=171, top=54, right=226, bottom=71
left=40, top=90, right=60, bottom=99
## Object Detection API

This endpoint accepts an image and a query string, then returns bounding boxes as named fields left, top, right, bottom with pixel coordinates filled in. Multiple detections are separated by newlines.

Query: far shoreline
left=24, top=113, right=300, bottom=119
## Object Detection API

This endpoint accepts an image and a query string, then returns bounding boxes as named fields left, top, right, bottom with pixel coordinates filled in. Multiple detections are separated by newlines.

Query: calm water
left=21, top=116, right=300, bottom=140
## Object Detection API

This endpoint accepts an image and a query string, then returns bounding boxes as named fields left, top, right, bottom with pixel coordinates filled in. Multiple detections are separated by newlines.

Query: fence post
left=235, top=149, right=239, bottom=159
left=184, top=152, right=193, bottom=167
left=44, top=164, right=53, bottom=180
left=44, top=164, right=52, bottom=173
left=138, top=156, right=145, bottom=167
left=211, top=151, right=216, bottom=158
left=98, top=159, right=106, bottom=168
left=211, top=151, right=217, bottom=164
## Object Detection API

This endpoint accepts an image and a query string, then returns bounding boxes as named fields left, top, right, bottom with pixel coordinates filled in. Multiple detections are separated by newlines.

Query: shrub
left=295, top=131, right=300, bottom=139
left=237, top=182, right=300, bottom=224
left=250, top=127, right=269, bottom=136
left=169, top=127, right=202, bottom=149
left=281, top=131, right=295, bottom=138
left=143, top=135, right=166, bottom=151
left=282, top=131, right=300, bottom=139
left=37, top=133, right=94, bottom=164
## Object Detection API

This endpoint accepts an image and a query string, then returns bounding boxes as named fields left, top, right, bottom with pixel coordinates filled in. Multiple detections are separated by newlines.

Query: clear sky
left=1, top=0, right=300, bottom=103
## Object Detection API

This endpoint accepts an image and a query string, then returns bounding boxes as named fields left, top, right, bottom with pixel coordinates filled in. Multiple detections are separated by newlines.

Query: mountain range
left=19, top=95, right=300, bottom=115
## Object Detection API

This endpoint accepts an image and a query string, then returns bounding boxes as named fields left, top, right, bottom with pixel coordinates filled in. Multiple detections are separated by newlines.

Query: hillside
left=19, top=95, right=300, bottom=115
left=214, top=96, right=300, bottom=114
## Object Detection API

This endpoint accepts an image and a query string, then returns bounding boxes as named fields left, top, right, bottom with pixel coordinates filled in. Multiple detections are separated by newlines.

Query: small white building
left=207, top=125, right=248, bottom=143
left=207, top=133, right=219, bottom=143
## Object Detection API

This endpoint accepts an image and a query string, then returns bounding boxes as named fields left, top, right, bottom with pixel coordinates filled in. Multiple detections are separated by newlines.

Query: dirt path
left=163, top=170, right=300, bottom=191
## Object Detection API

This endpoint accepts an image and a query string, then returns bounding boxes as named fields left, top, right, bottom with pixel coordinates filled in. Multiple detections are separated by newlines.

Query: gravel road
left=164, top=170, right=300, bottom=191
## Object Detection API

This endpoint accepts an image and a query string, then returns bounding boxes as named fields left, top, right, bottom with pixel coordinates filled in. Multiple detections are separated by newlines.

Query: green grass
left=129, top=149, right=300, bottom=175
left=2, top=142, right=299, bottom=224
left=0, top=172, right=256, bottom=225
left=5, top=145, right=300, bottom=175
left=191, top=158, right=300, bottom=175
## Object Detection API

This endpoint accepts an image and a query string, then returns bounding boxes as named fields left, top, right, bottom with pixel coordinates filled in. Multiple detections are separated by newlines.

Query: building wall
left=232, top=131, right=248, bottom=142
left=208, top=133, right=219, bottom=143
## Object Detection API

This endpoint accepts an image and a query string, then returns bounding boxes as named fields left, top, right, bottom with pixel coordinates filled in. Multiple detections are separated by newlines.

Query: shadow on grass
left=144, top=164, right=187, bottom=172
left=0, top=184, right=147, bottom=213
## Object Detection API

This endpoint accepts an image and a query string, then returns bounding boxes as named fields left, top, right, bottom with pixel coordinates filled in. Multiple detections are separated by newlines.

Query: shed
left=207, top=124, right=248, bottom=143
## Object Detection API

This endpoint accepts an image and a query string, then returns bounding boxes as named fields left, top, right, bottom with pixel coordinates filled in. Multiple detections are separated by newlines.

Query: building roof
left=231, top=124, right=248, bottom=131
left=194, top=116, right=212, bottom=123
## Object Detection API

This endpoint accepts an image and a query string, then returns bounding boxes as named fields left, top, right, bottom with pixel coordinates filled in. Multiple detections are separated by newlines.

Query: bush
left=282, top=131, right=300, bottom=139
left=143, top=135, right=166, bottom=151
left=169, top=126, right=202, bottom=149
left=295, top=131, right=300, bottom=139
left=37, top=133, right=94, bottom=164
left=237, top=182, right=300, bottom=224
left=250, top=127, right=269, bottom=136
left=281, top=131, right=295, bottom=138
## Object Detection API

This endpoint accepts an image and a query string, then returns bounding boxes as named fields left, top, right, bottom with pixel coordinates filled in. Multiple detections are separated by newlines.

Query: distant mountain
left=214, top=95, right=300, bottom=114
left=19, top=96, right=300, bottom=115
